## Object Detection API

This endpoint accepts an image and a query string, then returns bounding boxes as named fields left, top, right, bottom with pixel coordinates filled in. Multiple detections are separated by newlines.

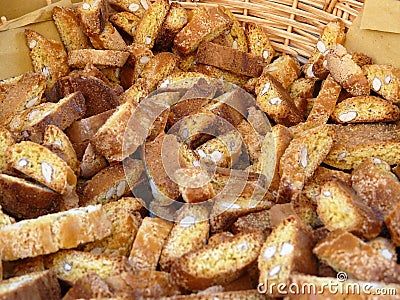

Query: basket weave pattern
left=171, top=0, right=364, bottom=58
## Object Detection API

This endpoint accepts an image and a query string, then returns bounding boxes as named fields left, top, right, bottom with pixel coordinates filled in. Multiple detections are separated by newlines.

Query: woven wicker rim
left=171, top=0, right=364, bottom=59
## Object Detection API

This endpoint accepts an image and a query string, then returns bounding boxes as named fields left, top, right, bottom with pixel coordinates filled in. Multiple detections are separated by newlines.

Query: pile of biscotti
left=1, top=0, right=400, bottom=299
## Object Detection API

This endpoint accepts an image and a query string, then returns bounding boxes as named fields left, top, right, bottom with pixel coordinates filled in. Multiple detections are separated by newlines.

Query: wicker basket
left=169, top=0, right=364, bottom=59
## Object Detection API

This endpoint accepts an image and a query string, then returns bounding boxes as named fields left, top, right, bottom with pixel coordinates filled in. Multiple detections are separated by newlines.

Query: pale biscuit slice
left=173, top=6, right=233, bottom=55
left=25, top=29, right=70, bottom=88
left=263, top=54, right=301, bottom=89
left=52, top=6, right=92, bottom=52
left=68, top=49, right=130, bottom=68
left=325, top=44, right=370, bottom=96
left=246, top=22, right=274, bottom=64
left=159, top=203, right=210, bottom=272
left=288, top=77, right=317, bottom=118
left=258, top=216, right=317, bottom=296
left=128, top=217, right=173, bottom=272
left=277, top=124, right=336, bottom=202
left=80, top=143, right=108, bottom=179
left=108, top=0, right=147, bottom=18
left=77, top=0, right=107, bottom=36
left=89, top=21, right=127, bottom=51
left=255, top=72, right=304, bottom=127
left=317, top=178, right=382, bottom=240
left=352, top=157, right=400, bottom=221
left=324, top=123, right=400, bottom=170
left=6, top=141, right=77, bottom=195
left=62, top=273, right=112, bottom=300
left=110, top=11, right=141, bottom=37
left=134, top=0, right=170, bottom=49
left=332, top=95, right=400, bottom=124
left=171, top=230, right=264, bottom=291
left=0, top=127, right=15, bottom=172
left=44, top=250, right=128, bottom=285
left=313, top=229, right=400, bottom=283
left=363, top=64, right=400, bottom=104
left=191, top=64, right=250, bottom=88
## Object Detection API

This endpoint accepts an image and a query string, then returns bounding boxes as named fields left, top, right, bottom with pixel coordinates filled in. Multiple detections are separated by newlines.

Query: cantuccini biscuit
left=277, top=125, right=336, bottom=202
left=173, top=6, right=233, bottom=55
left=128, top=217, right=173, bottom=271
left=216, top=7, right=248, bottom=52
left=325, top=44, right=370, bottom=96
left=110, top=11, right=141, bottom=37
left=317, top=178, right=382, bottom=240
left=313, top=229, right=400, bottom=283
left=263, top=54, right=301, bottom=89
left=255, top=72, right=304, bottom=127
left=191, top=64, right=250, bottom=88
left=171, top=230, right=264, bottom=291
left=258, top=216, right=317, bottom=296
left=89, top=21, right=127, bottom=51
left=363, top=64, right=400, bottom=104
left=246, top=23, right=274, bottom=64
left=52, top=6, right=92, bottom=53
left=288, top=77, right=317, bottom=117
left=231, top=209, right=273, bottom=238
left=0, top=205, right=15, bottom=229
left=80, top=143, right=109, bottom=178
left=324, top=123, right=400, bottom=170
left=25, top=29, right=70, bottom=88
left=332, top=95, right=400, bottom=124
left=6, top=141, right=77, bottom=195
left=68, top=49, right=130, bottom=68
left=195, top=42, right=264, bottom=78
left=351, top=157, right=400, bottom=220
left=108, top=0, right=148, bottom=18
left=0, top=127, right=15, bottom=172
left=0, top=205, right=111, bottom=261
left=77, top=0, right=107, bottom=36
left=62, top=273, right=113, bottom=300
left=159, top=203, right=210, bottom=272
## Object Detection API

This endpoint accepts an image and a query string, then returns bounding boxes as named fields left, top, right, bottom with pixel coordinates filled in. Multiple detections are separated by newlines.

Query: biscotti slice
left=171, top=230, right=263, bottom=291
left=110, top=11, right=141, bottom=37
left=288, top=77, right=317, bottom=117
left=83, top=197, right=143, bottom=256
left=25, top=29, right=70, bottom=88
left=277, top=124, right=336, bottom=202
left=134, top=0, right=170, bottom=48
left=52, top=6, right=92, bottom=52
left=0, top=205, right=111, bottom=261
left=173, top=6, right=233, bottom=55
left=218, top=6, right=248, bottom=53
left=363, top=64, right=400, bottom=104
left=81, top=159, right=144, bottom=206
left=0, top=127, right=15, bottom=172
left=351, top=157, right=400, bottom=221
left=174, top=167, right=215, bottom=204
left=136, top=52, right=180, bottom=93
left=90, top=101, right=137, bottom=162
left=324, top=123, right=400, bottom=170
left=191, top=64, right=250, bottom=88
left=153, top=2, right=188, bottom=51
left=80, top=143, right=109, bottom=178
left=105, top=270, right=182, bottom=298
left=6, top=141, right=77, bottom=194
left=325, top=44, right=370, bottom=96
left=245, top=23, right=274, bottom=64
left=313, top=229, right=400, bottom=283
left=77, top=0, right=107, bottom=36
left=62, top=272, right=113, bottom=300
left=0, top=173, right=62, bottom=219
left=258, top=216, right=317, bottom=296
left=108, top=0, right=147, bottom=17
left=317, top=178, right=381, bottom=240
left=256, top=72, right=304, bottom=127
left=128, top=217, right=173, bottom=271
left=196, top=42, right=264, bottom=78
left=263, top=55, right=301, bottom=89
left=303, top=19, right=346, bottom=80
left=13, top=91, right=86, bottom=143
left=236, top=119, right=263, bottom=165
left=0, top=270, right=61, bottom=300
left=43, top=125, right=80, bottom=175
left=332, top=95, right=400, bottom=124
left=0, top=72, right=46, bottom=126
left=292, top=75, right=341, bottom=135
left=89, top=21, right=127, bottom=51
left=159, top=203, right=210, bottom=272
left=44, top=249, right=128, bottom=285
left=256, top=124, right=292, bottom=194
left=196, top=130, right=243, bottom=169
left=68, top=49, right=130, bottom=68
